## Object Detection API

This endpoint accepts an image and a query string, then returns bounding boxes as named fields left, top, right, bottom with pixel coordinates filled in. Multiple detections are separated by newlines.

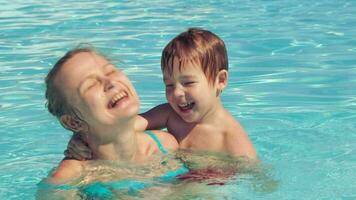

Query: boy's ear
left=216, top=69, right=228, bottom=90
left=60, top=115, right=85, bottom=132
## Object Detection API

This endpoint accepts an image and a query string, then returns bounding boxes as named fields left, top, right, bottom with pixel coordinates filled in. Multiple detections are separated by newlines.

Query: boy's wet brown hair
left=161, top=28, right=228, bottom=84
left=45, top=47, right=96, bottom=120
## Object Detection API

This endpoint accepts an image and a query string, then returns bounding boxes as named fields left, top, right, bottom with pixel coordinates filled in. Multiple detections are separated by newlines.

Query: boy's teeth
left=179, top=102, right=193, bottom=108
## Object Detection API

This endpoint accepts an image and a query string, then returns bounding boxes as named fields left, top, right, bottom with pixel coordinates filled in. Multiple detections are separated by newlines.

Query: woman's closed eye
left=84, top=79, right=99, bottom=91
left=105, top=70, right=116, bottom=76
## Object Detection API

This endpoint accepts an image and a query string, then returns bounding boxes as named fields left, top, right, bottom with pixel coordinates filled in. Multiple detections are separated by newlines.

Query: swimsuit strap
left=145, top=131, right=168, bottom=154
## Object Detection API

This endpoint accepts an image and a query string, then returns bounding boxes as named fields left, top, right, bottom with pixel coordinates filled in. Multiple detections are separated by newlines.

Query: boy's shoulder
left=221, top=108, right=242, bottom=127
left=220, top=111, right=248, bottom=140
left=214, top=110, right=256, bottom=159
left=222, top=118, right=257, bottom=159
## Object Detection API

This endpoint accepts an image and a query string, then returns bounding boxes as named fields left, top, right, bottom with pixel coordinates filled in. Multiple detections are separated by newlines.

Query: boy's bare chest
left=167, top=114, right=228, bottom=151
left=178, top=126, right=225, bottom=151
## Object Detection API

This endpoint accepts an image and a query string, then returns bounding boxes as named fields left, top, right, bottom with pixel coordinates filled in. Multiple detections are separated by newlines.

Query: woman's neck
left=88, top=117, right=138, bottom=162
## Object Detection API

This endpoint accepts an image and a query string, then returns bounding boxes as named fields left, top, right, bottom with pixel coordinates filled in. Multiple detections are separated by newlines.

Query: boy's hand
left=64, top=134, right=92, bottom=161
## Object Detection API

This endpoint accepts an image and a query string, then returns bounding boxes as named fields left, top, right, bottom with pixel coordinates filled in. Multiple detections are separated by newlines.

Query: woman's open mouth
left=108, top=91, right=128, bottom=109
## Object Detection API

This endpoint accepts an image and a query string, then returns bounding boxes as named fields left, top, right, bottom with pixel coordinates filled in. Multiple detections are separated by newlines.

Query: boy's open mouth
left=108, top=91, right=128, bottom=109
left=178, top=102, right=195, bottom=112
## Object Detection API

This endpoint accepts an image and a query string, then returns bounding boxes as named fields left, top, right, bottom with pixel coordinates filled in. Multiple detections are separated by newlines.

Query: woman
left=44, top=47, right=182, bottom=187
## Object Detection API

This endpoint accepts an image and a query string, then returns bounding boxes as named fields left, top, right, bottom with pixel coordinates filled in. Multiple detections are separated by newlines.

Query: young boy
left=66, top=28, right=256, bottom=160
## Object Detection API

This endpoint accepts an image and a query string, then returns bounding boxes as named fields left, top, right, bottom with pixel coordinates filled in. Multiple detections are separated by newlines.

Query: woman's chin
left=111, top=103, right=139, bottom=123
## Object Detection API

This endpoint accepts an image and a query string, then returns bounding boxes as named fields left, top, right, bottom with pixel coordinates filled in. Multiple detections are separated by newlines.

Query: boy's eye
left=165, top=83, right=174, bottom=88
left=183, top=81, right=195, bottom=86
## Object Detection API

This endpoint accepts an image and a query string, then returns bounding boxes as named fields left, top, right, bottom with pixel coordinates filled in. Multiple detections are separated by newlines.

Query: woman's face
left=55, top=52, right=140, bottom=130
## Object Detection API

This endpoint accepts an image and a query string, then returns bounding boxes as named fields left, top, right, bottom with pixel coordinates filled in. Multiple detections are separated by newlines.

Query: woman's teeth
left=109, top=91, right=127, bottom=108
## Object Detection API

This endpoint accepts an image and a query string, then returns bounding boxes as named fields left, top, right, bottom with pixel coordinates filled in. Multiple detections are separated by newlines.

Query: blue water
left=1, top=0, right=355, bottom=199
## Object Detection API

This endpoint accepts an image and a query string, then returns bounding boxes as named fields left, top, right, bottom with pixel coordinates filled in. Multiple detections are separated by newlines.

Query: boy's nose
left=173, top=86, right=184, bottom=97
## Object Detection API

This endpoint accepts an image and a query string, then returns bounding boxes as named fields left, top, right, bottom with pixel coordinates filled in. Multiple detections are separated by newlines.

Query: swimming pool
left=1, top=0, right=355, bottom=199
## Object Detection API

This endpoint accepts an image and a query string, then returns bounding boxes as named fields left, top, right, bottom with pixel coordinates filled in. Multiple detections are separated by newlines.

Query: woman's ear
left=215, top=69, right=228, bottom=91
left=60, top=115, right=85, bottom=132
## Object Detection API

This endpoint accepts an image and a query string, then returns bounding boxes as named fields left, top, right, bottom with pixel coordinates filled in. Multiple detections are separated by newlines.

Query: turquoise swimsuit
left=145, top=131, right=168, bottom=154
left=82, top=131, right=188, bottom=198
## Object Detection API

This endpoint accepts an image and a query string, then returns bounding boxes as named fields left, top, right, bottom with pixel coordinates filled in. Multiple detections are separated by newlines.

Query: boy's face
left=55, top=52, right=139, bottom=129
left=163, top=60, right=219, bottom=123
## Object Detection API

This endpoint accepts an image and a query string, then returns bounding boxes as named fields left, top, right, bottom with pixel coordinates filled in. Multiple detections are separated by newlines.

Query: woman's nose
left=103, top=78, right=114, bottom=92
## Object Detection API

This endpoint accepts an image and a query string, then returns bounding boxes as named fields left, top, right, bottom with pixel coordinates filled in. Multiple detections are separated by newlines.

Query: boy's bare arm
left=140, top=103, right=173, bottom=130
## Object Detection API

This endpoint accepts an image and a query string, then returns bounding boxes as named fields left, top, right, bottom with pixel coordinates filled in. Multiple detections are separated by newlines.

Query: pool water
left=1, top=0, right=355, bottom=199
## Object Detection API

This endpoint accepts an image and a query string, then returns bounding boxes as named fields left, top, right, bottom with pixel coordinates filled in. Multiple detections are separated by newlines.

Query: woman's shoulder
left=48, top=159, right=85, bottom=185
left=147, top=130, right=179, bottom=152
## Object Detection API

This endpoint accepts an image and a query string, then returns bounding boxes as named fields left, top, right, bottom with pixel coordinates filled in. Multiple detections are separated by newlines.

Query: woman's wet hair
left=161, top=27, right=228, bottom=84
left=45, top=47, right=98, bottom=120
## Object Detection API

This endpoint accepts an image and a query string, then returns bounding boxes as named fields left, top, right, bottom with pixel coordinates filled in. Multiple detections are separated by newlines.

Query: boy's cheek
left=165, top=92, right=173, bottom=101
